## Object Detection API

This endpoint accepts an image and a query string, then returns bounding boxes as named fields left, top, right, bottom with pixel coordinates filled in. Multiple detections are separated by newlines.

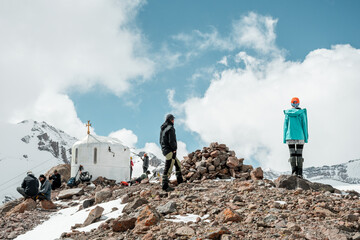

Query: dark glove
left=172, top=151, right=177, bottom=159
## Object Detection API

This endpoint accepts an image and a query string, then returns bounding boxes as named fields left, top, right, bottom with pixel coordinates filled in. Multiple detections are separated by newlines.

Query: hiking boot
left=296, top=157, right=304, bottom=178
left=162, top=175, right=174, bottom=191
left=176, top=171, right=184, bottom=185
left=164, top=186, right=175, bottom=192
left=297, top=167, right=303, bottom=178
left=289, top=157, right=297, bottom=175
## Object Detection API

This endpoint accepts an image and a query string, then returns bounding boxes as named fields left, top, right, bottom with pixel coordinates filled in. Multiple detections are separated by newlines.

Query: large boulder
left=156, top=201, right=177, bottom=215
left=45, top=164, right=70, bottom=183
left=122, top=198, right=148, bottom=214
left=5, top=198, right=36, bottom=217
left=112, top=217, right=137, bottom=232
left=275, top=175, right=336, bottom=192
left=95, top=188, right=112, bottom=204
left=83, top=206, right=104, bottom=226
left=0, top=199, right=22, bottom=215
left=250, top=167, right=264, bottom=180
left=133, top=205, right=161, bottom=233
left=58, top=188, right=84, bottom=199
left=40, top=200, right=57, bottom=210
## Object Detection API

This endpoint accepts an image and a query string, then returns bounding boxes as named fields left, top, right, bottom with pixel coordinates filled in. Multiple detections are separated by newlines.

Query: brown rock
left=5, top=198, right=36, bottom=217
left=241, top=164, right=253, bottom=172
left=40, top=200, right=57, bottom=210
left=217, top=208, right=242, bottom=222
left=136, top=205, right=160, bottom=227
left=250, top=167, right=263, bottom=180
left=95, top=188, right=112, bottom=204
left=175, top=226, right=195, bottom=236
left=112, top=217, right=137, bottom=232
left=314, top=207, right=334, bottom=217
left=122, top=198, right=148, bottom=214
left=226, top=157, right=239, bottom=168
left=58, top=188, right=84, bottom=199
left=210, top=150, right=220, bottom=158
left=203, top=227, right=231, bottom=239
left=83, top=206, right=104, bottom=226
left=45, top=164, right=71, bottom=183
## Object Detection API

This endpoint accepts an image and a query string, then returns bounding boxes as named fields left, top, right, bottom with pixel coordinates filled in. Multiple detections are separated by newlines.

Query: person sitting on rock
left=49, top=170, right=61, bottom=190
left=283, top=97, right=309, bottom=178
left=36, top=174, right=52, bottom=201
left=17, top=171, right=39, bottom=199
left=159, top=114, right=184, bottom=192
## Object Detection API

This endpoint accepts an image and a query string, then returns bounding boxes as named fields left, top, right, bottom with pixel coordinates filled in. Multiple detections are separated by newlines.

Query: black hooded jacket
left=160, top=121, right=177, bottom=156
left=21, top=174, right=39, bottom=196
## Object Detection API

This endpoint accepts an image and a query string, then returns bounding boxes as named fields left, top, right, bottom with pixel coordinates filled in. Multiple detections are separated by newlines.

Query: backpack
left=79, top=171, right=92, bottom=183
left=67, top=177, right=78, bottom=187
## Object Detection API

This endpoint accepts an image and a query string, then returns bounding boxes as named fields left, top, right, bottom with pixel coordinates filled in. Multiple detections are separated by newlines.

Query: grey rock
left=156, top=201, right=177, bottom=215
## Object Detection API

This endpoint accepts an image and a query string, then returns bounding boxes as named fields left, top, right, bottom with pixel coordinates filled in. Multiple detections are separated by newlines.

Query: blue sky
left=70, top=0, right=360, bottom=146
left=1, top=0, right=360, bottom=170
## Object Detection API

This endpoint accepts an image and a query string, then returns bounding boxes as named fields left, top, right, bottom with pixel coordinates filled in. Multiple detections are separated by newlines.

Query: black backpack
left=79, top=171, right=92, bottom=183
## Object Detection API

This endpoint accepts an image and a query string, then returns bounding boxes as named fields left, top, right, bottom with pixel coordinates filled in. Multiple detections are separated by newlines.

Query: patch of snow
left=166, top=214, right=210, bottom=223
left=275, top=201, right=287, bottom=205
left=15, top=198, right=126, bottom=240
left=310, top=179, right=360, bottom=192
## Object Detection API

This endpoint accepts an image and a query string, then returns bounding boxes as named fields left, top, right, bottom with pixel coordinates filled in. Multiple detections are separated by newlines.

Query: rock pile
left=181, top=142, right=262, bottom=182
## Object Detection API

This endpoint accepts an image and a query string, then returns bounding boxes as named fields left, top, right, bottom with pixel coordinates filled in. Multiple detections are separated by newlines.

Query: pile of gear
left=181, top=142, right=256, bottom=182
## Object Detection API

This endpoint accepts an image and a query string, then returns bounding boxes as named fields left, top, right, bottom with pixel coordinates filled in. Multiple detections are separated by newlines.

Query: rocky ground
left=0, top=143, right=359, bottom=240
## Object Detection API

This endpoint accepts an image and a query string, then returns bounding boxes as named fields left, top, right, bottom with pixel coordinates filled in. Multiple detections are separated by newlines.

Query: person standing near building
left=142, top=153, right=149, bottom=173
left=159, top=114, right=183, bottom=192
left=283, top=97, right=309, bottom=178
left=130, top=156, right=134, bottom=179
left=16, top=171, right=39, bottom=199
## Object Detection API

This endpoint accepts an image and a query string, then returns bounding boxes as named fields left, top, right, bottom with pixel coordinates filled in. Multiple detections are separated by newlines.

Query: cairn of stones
left=181, top=142, right=256, bottom=182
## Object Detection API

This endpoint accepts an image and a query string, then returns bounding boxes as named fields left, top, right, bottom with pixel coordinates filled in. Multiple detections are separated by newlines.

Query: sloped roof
left=73, top=134, right=127, bottom=147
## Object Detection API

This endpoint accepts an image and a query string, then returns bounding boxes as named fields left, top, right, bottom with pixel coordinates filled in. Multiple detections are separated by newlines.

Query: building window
left=94, top=148, right=97, bottom=164
left=75, top=148, right=78, bottom=164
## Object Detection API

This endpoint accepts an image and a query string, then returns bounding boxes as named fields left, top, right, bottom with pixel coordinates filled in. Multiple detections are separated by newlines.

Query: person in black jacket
left=49, top=170, right=61, bottom=190
left=17, top=171, right=39, bottom=199
left=159, top=114, right=183, bottom=192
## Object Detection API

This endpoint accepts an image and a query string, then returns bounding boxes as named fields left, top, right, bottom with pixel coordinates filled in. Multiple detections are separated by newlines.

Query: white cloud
left=109, top=129, right=138, bottom=148
left=0, top=0, right=153, bottom=134
left=218, top=56, right=228, bottom=66
left=175, top=44, right=360, bottom=171
left=172, top=12, right=281, bottom=56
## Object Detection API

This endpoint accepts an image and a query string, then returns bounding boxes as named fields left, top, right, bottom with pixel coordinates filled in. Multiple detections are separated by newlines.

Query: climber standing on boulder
left=160, top=114, right=183, bottom=192
left=17, top=171, right=39, bottom=199
left=283, top=97, right=309, bottom=178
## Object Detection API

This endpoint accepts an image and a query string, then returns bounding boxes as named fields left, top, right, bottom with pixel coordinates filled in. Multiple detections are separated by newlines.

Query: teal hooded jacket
left=283, top=108, right=308, bottom=143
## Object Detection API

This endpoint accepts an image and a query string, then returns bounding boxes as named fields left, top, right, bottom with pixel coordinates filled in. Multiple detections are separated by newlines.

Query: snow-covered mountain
left=0, top=120, right=166, bottom=204
left=0, top=120, right=77, bottom=203
left=264, top=158, right=360, bottom=184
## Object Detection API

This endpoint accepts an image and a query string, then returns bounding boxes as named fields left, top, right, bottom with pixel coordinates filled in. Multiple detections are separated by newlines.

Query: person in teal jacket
left=283, top=97, right=308, bottom=178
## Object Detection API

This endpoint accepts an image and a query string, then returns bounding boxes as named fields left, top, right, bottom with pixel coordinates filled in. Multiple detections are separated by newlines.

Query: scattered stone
left=83, top=198, right=95, bottom=209
left=112, top=217, right=137, bottom=232
left=5, top=198, right=36, bottom=217
left=175, top=226, right=195, bottom=236
left=58, top=188, right=84, bottom=199
left=250, top=167, right=264, bottom=180
left=40, top=200, right=57, bottom=210
left=122, top=198, right=148, bottom=214
left=83, top=206, right=104, bottom=227
left=95, top=188, right=112, bottom=204
left=156, top=201, right=177, bottom=215
left=217, top=208, right=242, bottom=222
